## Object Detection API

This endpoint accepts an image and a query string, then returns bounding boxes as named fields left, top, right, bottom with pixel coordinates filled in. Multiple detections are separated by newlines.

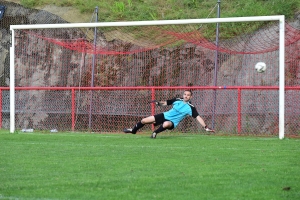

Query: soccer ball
left=255, top=62, right=266, bottom=73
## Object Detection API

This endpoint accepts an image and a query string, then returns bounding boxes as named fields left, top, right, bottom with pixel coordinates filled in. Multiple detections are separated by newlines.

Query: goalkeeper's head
left=183, top=90, right=193, bottom=102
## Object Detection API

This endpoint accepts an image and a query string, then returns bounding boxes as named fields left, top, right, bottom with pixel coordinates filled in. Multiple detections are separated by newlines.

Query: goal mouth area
left=9, top=16, right=293, bottom=139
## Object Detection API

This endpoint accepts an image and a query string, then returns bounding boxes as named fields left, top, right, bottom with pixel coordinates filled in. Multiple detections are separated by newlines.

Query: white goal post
left=10, top=15, right=285, bottom=138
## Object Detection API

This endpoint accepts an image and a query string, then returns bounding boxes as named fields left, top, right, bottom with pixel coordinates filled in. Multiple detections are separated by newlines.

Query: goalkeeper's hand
left=204, top=126, right=214, bottom=132
left=149, top=100, right=162, bottom=106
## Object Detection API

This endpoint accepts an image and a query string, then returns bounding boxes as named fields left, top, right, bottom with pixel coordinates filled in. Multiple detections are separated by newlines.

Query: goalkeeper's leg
left=151, top=121, right=174, bottom=139
left=123, top=115, right=156, bottom=134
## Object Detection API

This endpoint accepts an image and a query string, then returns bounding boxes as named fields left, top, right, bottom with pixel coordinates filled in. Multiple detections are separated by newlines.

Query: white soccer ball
left=255, top=62, right=267, bottom=73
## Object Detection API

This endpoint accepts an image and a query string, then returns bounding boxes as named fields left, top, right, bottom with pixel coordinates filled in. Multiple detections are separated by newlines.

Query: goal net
left=10, top=16, right=300, bottom=138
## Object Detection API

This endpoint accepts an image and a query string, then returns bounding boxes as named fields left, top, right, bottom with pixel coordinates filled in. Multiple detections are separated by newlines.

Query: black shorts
left=154, top=113, right=174, bottom=130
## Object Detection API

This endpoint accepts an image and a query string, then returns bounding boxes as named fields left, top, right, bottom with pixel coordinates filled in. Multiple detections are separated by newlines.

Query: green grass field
left=0, top=130, right=299, bottom=200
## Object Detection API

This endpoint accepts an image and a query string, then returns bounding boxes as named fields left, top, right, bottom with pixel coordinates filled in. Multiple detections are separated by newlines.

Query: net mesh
left=9, top=21, right=300, bottom=136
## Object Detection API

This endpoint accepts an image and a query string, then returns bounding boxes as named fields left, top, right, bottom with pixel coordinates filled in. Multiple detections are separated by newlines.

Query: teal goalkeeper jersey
left=163, top=98, right=199, bottom=127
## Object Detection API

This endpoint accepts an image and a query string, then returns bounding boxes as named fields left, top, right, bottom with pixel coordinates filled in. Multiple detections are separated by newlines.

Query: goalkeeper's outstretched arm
left=150, top=100, right=167, bottom=106
left=196, top=116, right=214, bottom=132
left=156, top=100, right=167, bottom=106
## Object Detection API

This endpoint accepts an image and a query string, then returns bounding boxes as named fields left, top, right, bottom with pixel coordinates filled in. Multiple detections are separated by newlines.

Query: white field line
left=0, top=194, right=59, bottom=200
left=20, top=142, right=192, bottom=149
left=17, top=132, right=286, bottom=141
left=11, top=141, right=300, bottom=152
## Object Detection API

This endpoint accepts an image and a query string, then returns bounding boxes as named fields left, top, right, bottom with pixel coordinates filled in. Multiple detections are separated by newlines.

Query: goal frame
left=10, top=15, right=285, bottom=138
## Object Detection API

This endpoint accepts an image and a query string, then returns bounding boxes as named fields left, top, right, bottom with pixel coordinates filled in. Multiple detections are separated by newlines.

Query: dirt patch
left=4, top=0, right=92, bottom=23
left=4, top=0, right=20, bottom=3
left=37, top=5, right=91, bottom=23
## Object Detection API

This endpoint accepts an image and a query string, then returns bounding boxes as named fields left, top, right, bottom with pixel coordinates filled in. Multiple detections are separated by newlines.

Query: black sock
left=132, top=122, right=144, bottom=133
left=154, top=125, right=166, bottom=134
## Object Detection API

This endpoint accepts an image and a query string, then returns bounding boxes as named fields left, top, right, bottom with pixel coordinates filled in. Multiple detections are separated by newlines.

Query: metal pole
left=88, top=6, right=98, bottom=130
left=211, top=0, right=221, bottom=129
left=278, top=16, right=285, bottom=139
left=10, top=29, right=15, bottom=133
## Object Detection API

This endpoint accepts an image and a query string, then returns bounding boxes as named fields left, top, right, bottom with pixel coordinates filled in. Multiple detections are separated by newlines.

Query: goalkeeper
left=123, top=90, right=214, bottom=138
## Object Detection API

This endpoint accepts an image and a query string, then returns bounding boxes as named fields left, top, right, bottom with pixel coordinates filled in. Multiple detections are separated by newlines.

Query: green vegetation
left=0, top=131, right=299, bottom=199
left=17, top=0, right=300, bottom=39
left=20, top=0, right=300, bottom=22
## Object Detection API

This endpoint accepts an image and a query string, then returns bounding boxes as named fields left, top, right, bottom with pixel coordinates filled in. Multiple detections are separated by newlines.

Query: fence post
left=72, top=88, right=75, bottom=131
left=238, top=88, right=241, bottom=134
left=151, top=88, right=155, bottom=131
left=0, top=89, right=2, bottom=129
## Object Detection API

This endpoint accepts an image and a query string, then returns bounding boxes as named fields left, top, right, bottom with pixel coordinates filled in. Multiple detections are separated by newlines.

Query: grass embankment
left=20, top=0, right=300, bottom=22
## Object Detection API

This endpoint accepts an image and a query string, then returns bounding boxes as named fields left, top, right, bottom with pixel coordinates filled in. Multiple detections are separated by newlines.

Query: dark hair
left=184, top=90, right=193, bottom=96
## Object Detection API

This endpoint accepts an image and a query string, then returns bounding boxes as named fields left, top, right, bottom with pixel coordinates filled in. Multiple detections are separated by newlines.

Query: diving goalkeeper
left=123, top=90, right=214, bottom=138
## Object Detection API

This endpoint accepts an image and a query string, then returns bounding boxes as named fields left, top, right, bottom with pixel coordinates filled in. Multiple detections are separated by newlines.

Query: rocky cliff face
left=0, top=1, right=67, bottom=86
